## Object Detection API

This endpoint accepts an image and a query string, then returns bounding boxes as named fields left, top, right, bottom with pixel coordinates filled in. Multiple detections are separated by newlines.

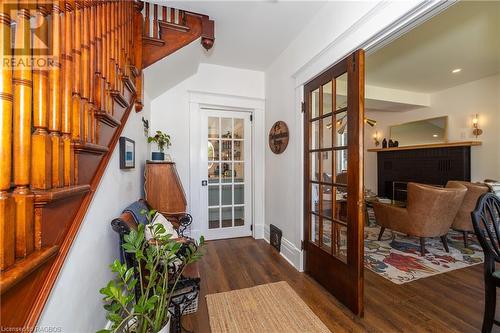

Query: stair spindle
left=32, top=2, right=52, bottom=190
left=144, top=1, right=150, bottom=37
left=12, top=5, right=35, bottom=258
left=0, top=5, right=15, bottom=270
left=89, top=0, right=96, bottom=143
left=81, top=0, right=90, bottom=143
left=49, top=0, right=64, bottom=188
left=153, top=4, right=158, bottom=39
left=72, top=0, right=83, bottom=144
left=62, top=0, right=74, bottom=186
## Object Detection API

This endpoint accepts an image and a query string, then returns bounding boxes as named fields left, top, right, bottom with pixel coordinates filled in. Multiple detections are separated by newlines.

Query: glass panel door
left=203, top=111, right=252, bottom=240
left=304, top=50, right=365, bottom=315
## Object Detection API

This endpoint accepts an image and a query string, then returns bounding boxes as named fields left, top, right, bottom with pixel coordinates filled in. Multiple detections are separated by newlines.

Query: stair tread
left=95, top=110, right=121, bottom=128
left=142, top=36, right=165, bottom=46
left=73, top=142, right=109, bottom=154
left=158, top=20, right=190, bottom=32
left=0, top=246, right=59, bottom=295
left=34, top=185, right=91, bottom=204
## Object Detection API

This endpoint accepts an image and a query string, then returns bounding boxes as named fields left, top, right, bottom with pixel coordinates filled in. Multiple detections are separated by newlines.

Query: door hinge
left=250, top=224, right=253, bottom=231
left=250, top=114, right=253, bottom=122
left=301, top=102, right=305, bottom=113
left=301, top=240, right=304, bottom=250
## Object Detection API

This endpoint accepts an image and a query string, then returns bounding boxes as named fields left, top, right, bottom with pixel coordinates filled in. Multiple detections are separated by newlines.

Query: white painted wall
left=38, top=94, right=152, bottom=332
left=149, top=63, right=265, bottom=239
left=364, top=74, right=500, bottom=192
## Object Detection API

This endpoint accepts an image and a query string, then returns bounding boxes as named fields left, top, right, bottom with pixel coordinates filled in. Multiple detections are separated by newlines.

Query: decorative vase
left=158, top=316, right=171, bottom=333
left=382, top=138, right=387, bottom=148
left=152, top=152, right=165, bottom=161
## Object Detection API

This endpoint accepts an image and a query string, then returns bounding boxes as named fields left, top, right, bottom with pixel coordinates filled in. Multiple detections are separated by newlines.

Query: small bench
left=111, top=199, right=200, bottom=333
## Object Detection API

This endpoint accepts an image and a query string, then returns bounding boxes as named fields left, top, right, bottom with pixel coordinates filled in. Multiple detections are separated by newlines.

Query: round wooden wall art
left=269, top=121, right=289, bottom=154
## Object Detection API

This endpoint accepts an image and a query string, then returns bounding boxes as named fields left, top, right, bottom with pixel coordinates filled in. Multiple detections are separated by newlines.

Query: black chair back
left=472, top=193, right=500, bottom=265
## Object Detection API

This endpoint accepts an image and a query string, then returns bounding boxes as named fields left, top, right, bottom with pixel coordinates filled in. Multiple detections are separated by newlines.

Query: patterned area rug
left=364, top=225, right=484, bottom=284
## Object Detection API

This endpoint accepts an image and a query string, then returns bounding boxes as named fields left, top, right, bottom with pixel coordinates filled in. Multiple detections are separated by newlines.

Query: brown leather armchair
left=372, top=182, right=467, bottom=256
left=446, top=181, right=489, bottom=247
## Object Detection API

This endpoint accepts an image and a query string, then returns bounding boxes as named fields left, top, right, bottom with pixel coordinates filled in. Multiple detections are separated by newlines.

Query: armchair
left=372, top=182, right=467, bottom=256
left=446, top=181, right=489, bottom=247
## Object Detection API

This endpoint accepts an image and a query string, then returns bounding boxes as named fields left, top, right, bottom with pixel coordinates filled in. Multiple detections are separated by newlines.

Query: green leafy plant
left=98, top=210, right=204, bottom=333
left=147, top=131, right=171, bottom=153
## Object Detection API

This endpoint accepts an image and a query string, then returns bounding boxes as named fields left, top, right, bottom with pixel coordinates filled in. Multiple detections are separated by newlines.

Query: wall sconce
left=472, top=114, right=483, bottom=138
left=373, top=131, right=380, bottom=146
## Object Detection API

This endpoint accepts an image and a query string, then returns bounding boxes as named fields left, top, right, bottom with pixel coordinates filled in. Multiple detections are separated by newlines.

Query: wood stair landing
left=141, top=2, right=215, bottom=69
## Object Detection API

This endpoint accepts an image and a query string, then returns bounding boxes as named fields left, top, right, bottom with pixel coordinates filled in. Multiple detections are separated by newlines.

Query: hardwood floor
left=183, top=237, right=498, bottom=333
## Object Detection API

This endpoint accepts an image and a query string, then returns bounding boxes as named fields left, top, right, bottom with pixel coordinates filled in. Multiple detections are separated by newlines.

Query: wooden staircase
left=0, top=0, right=214, bottom=328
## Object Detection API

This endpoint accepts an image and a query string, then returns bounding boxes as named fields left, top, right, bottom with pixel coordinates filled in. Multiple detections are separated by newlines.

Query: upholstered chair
left=372, top=182, right=467, bottom=256
left=446, top=181, right=489, bottom=248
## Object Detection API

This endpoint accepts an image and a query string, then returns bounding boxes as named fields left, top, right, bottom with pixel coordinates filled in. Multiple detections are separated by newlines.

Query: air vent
left=270, top=224, right=283, bottom=252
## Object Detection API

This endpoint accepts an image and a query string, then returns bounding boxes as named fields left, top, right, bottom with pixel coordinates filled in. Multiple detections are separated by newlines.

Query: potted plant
left=98, top=211, right=204, bottom=333
left=148, top=131, right=171, bottom=161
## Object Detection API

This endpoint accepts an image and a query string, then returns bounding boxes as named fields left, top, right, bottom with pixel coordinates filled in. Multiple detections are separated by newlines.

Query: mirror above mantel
left=390, top=116, right=448, bottom=147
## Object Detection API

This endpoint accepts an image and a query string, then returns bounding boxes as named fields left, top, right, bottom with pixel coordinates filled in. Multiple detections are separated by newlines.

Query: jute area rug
left=206, top=281, right=331, bottom=333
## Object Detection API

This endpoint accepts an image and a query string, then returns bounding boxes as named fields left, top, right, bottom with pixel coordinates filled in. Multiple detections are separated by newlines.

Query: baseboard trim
left=253, top=223, right=265, bottom=239
left=264, top=225, right=302, bottom=271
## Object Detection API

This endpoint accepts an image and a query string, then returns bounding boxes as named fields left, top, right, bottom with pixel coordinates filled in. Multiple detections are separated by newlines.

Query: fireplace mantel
left=367, top=141, right=481, bottom=152
left=370, top=141, right=481, bottom=200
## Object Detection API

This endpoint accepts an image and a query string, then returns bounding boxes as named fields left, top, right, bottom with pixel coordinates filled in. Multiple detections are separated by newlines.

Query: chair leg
left=482, top=279, right=496, bottom=333
left=463, top=231, right=469, bottom=248
left=420, top=237, right=426, bottom=256
left=378, top=227, right=385, bottom=241
left=440, top=235, right=449, bottom=253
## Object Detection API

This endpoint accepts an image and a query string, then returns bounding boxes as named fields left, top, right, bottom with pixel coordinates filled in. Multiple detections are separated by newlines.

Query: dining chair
left=471, top=192, right=500, bottom=333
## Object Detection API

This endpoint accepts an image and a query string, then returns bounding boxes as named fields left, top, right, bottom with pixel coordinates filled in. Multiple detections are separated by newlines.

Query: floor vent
left=270, top=224, right=282, bottom=252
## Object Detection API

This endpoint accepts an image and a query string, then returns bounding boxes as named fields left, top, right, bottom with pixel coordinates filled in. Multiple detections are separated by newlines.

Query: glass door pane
left=206, top=114, right=249, bottom=234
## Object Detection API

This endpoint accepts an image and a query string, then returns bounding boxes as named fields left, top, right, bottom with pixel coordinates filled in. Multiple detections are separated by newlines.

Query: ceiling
left=366, top=1, right=500, bottom=94
left=150, top=1, right=327, bottom=71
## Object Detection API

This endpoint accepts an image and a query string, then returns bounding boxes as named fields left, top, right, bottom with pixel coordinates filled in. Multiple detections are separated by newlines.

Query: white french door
left=200, top=110, right=252, bottom=240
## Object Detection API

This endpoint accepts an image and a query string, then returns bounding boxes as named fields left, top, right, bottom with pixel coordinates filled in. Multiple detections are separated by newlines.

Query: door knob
left=202, top=180, right=208, bottom=186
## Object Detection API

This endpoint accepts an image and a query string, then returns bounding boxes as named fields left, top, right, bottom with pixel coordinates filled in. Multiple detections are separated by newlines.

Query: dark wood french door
left=303, top=50, right=365, bottom=315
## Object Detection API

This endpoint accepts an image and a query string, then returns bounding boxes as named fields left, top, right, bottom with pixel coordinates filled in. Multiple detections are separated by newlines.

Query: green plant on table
left=98, top=210, right=204, bottom=333
left=147, top=131, right=171, bottom=153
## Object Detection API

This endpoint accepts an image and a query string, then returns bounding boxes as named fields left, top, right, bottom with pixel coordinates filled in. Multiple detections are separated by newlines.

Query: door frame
left=200, top=109, right=253, bottom=240
left=188, top=91, right=266, bottom=241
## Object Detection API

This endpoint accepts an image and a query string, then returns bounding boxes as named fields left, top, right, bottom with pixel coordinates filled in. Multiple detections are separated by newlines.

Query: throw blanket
left=122, top=200, right=150, bottom=225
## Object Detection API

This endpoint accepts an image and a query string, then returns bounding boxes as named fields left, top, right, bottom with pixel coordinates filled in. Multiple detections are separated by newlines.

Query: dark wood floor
left=183, top=237, right=498, bottom=333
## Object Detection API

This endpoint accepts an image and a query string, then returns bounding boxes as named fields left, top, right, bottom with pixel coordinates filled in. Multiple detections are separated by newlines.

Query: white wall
left=149, top=63, right=265, bottom=238
left=264, top=0, right=429, bottom=270
left=38, top=94, right=152, bottom=332
left=364, top=74, right=500, bottom=192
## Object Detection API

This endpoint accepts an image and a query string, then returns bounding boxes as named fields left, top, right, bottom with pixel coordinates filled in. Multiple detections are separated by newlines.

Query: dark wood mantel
left=367, top=141, right=481, bottom=152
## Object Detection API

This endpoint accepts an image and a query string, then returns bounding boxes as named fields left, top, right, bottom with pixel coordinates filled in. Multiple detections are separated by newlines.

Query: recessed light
left=433, top=134, right=439, bottom=138
left=452, top=68, right=462, bottom=73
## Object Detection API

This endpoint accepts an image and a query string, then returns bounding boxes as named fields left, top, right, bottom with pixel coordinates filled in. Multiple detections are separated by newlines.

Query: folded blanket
left=122, top=200, right=150, bottom=225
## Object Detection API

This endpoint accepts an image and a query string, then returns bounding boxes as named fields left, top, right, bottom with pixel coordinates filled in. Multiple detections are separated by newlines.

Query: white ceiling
left=151, top=1, right=327, bottom=71
left=366, top=1, right=500, bottom=94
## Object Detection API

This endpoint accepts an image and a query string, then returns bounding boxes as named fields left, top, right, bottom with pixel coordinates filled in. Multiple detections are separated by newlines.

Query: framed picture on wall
left=119, top=137, right=135, bottom=169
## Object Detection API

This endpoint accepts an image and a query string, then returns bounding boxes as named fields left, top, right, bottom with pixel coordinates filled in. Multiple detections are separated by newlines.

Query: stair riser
left=38, top=196, right=86, bottom=248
